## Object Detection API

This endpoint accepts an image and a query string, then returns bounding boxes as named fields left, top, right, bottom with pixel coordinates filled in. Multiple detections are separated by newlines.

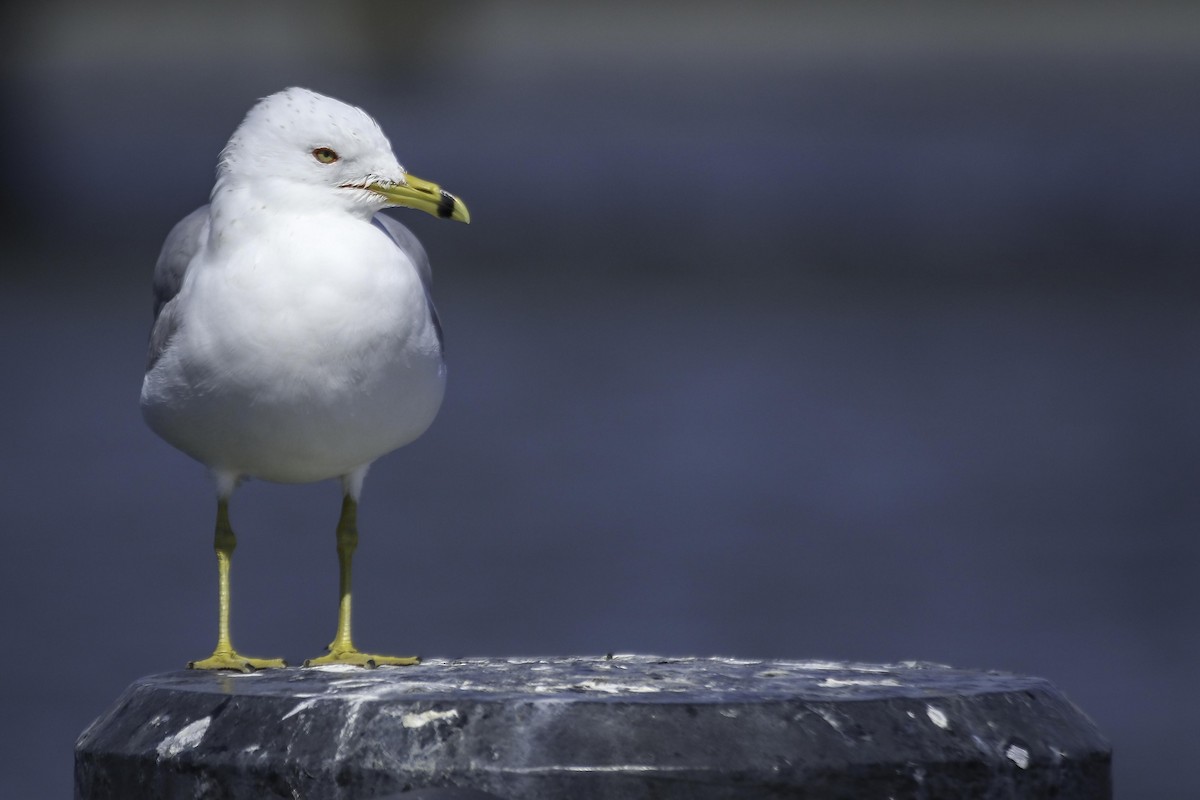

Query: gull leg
left=305, top=494, right=419, bottom=667
left=189, top=497, right=286, bottom=671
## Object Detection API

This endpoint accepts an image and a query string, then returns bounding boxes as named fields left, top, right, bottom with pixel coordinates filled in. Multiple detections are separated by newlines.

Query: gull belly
left=141, top=210, right=445, bottom=484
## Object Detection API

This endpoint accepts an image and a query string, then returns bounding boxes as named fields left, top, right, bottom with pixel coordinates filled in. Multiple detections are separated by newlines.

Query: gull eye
left=312, top=147, right=340, bottom=164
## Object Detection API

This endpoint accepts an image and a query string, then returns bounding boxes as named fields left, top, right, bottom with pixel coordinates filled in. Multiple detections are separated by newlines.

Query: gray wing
left=147, top=205, right=210, bottom=370
left=372, top=213, right=443, bottom=349
left=153, top=205, right=210, bottom=318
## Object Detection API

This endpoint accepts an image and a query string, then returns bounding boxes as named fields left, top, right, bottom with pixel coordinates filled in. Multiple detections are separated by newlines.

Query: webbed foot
left=189, top=648, right=287, bottom=672
left=304, top=647, right=419, bottom=668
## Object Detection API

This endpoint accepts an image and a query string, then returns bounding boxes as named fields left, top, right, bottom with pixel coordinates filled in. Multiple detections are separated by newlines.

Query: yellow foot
left=188, top=649, right=287, bottom=672
left=304, top=647, right=419, bottom=668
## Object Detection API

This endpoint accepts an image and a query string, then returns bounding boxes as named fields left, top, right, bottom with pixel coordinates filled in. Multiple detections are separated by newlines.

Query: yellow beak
left=366, top=174, right=470, bottom=223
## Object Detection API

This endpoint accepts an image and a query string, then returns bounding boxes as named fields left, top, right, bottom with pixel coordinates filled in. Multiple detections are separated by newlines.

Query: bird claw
left=304, top=648, right=419, bottom=668
left=188, top=649, right=287, bottom=672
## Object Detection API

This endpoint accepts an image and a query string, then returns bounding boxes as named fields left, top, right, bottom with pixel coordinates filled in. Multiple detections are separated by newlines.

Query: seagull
left=140, top=87, right=469, bottom=671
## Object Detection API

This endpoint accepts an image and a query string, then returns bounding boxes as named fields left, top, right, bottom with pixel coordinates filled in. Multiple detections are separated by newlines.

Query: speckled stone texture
left=75, top=655, right=1110, bottom=799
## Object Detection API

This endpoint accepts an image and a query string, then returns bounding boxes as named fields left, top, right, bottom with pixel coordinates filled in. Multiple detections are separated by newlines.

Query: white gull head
left=214, top=87, right=405, bottom=218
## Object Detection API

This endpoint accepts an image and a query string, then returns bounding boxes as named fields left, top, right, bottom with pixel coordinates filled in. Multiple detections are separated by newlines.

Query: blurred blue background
left=3, top=1, right=1199, bottom=796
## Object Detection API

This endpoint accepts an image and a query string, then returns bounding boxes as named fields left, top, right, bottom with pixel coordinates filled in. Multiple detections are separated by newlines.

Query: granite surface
left=75, top=655, right=1111, bottom=799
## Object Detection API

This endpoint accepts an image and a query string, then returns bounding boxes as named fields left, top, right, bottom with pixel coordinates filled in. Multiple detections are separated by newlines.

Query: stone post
left=75, top=655, right=1111, bottom=799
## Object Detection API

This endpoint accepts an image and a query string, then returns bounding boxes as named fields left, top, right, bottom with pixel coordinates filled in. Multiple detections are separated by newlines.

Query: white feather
left=141, top=88, right=446, bottom=492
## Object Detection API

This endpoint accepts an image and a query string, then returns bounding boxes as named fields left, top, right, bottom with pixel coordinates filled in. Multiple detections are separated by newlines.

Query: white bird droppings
left=281, top=698, right=322, bottom=721
left=925, top=705, right=949, bottom=729
left=156, top=716, right=211, bottom=758
left=402, top=708, right=461, bottom=729
left=1005, top=743, right=1031, bottom=769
